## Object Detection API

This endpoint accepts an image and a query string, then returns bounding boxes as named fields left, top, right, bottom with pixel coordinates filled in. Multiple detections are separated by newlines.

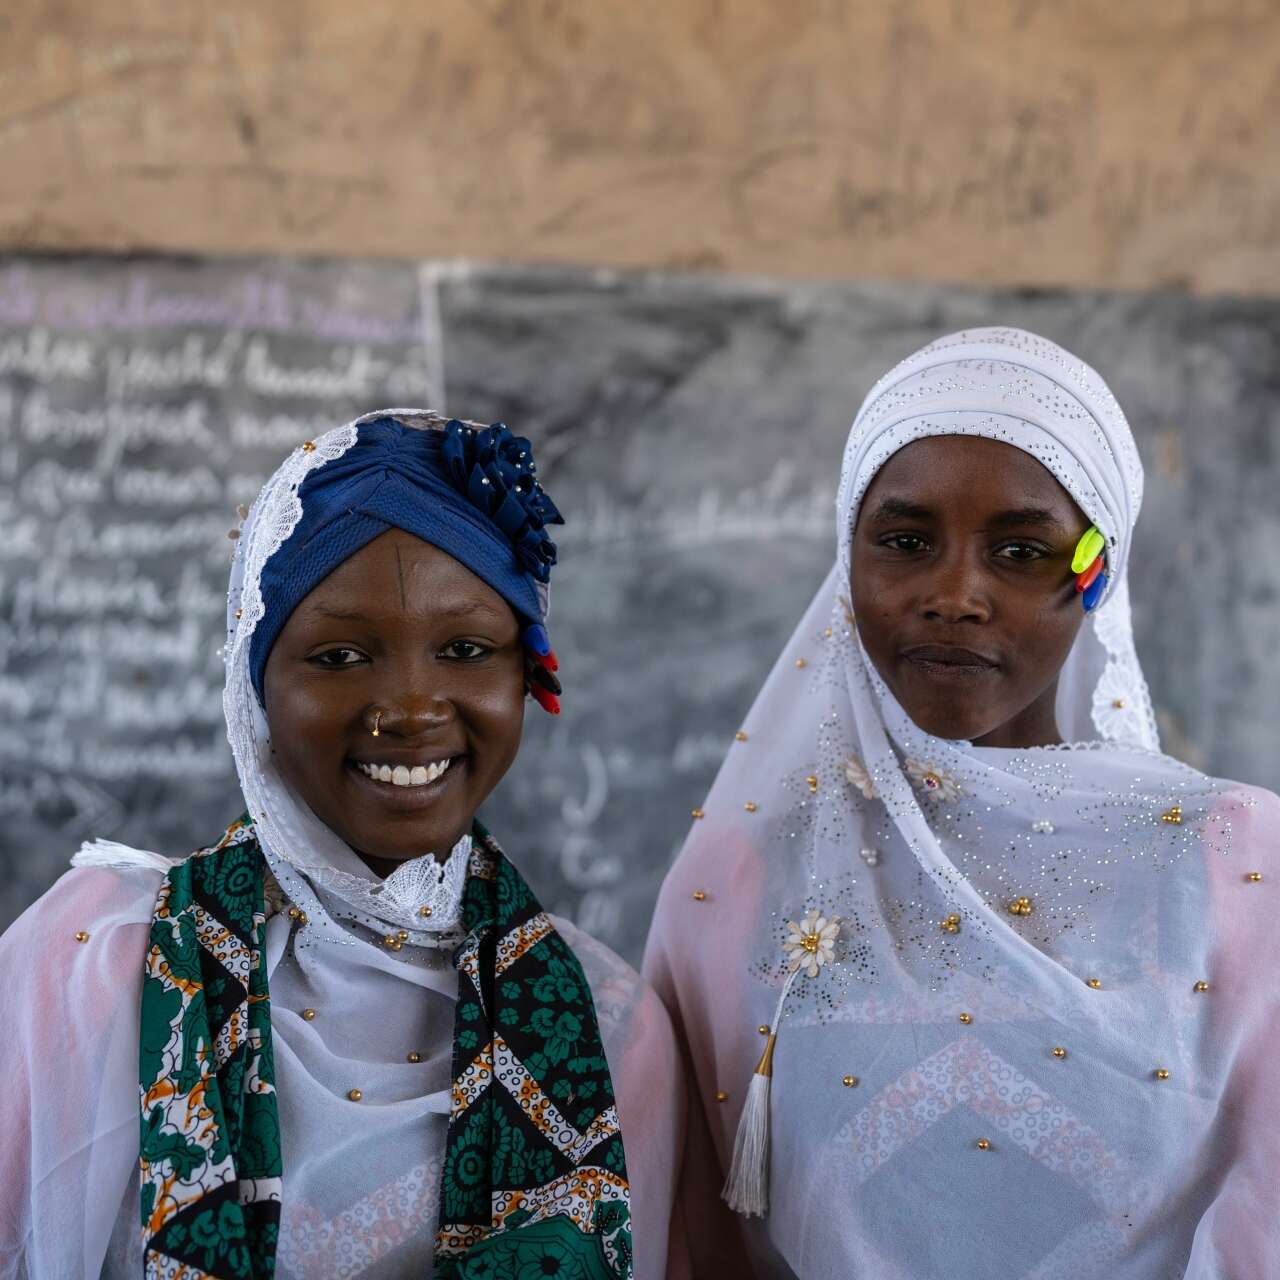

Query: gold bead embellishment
left=1087, top=977, right=1102, bottom=989
left=823, top=627, right=833, bottom=638
left=744, top=801, right=758, bottom=813
left=758, top=1024, right=770, bottom=1035
left=1112, top=698, right=1126, bottom=709
left=958, top=1012, right=972, bottom=1024
left=296, top=911, right=308, bottom=925
left=976, top=1138, right=991, bottom=1151
left=407, top=1051, right=422, bottom=1063
left=419, top=905, right=433, bottom=917
left=1246, top=871, right=1263, bottom=883
left=735, top=731, right=748, bottom=742
left=692, top=889, right=707, bottom=902
left=1153, top=1068, right=1170, bottom=1081
left=1053, top=1047, right=1067, bottom=1059
left=301, top=440, right=316, bottom=452
left=842, top=1075, right=859, bottom=1087
left=234, top=607, right=243, bottom=619
left=1193, top=980, right=1210, bottom=993
left=1007, top=896, right=1034, bottom=917
left=806, top=775, right=819, bottom=794
left=715, top=1090, right=729, bottom=1102
left=301, top=1008, right=316, bottom=1020
left=396, top=929, right=409, bottom=941
left=939, top=914, right=961, bottom=934
left=795, top=657, right=807, bottom=669
left=1160, top=805, right=1183, bottom=825
left=74, top=930, right=90, bottom=943
left=347, top=1088, right=363, bottom=1101
left=287, top=907, right=300, bottom=920
left=383, top=934, right=396, bottom=947
left=691, top=808, right=704, bottom=820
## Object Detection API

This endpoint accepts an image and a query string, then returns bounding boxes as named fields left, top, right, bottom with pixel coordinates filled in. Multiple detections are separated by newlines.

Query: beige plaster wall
left=2, top=0, right=1278, bottom=293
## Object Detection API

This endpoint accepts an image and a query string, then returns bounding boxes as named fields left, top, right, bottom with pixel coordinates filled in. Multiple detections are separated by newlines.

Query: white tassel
left=722, top=970, right=797, bottom=1217
left=722, top=1033, right=777, bottom=1216
left=71, top=840, right=180, bottom=874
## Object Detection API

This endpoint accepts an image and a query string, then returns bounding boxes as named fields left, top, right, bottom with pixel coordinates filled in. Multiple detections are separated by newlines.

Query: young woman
left=644, top=330, right=1280, bottom=1278
left=1, top=412, right=685, bottom=1280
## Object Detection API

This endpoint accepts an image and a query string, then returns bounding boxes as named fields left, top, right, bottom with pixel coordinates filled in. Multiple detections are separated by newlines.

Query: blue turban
left=249, top=416, right=563, bottom=703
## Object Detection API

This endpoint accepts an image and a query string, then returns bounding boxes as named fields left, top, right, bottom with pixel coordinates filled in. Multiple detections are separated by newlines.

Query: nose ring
left=370, top=709, right=382, bottom=737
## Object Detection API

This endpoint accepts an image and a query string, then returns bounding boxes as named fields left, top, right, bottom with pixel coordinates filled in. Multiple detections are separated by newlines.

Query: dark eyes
left=995, top=542, right=1046, bottom=563
left=877, top=534, right=1050, bottom=562
left=882, top=534, right=928, bottom=554
left=307, top=640, right=492, bottom=667
left=440, top=640, right=489, bottom=661
left=309, top=647, right=366, bottom=668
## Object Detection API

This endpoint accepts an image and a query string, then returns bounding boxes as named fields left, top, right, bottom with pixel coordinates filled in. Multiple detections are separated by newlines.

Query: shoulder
left=550, top=914, right=677, bottom=1047
left=1198, top=781, right=1280, bottom=970
left=551, top=914, right=656, bottom=1019
left=0, top=860, right=164, bottom=1078
left=2, top=858, right=163, bottom=960
left=1202, top=780, right=1280, bottom=859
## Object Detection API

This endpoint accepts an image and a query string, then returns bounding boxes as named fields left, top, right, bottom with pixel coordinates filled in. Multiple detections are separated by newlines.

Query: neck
left=972, top=681, right=1063, bottom=749
left=353, top=823, right=472, bottom=879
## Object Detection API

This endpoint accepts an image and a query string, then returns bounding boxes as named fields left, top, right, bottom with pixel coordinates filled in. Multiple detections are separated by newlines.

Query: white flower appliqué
left=783, top=909, right=839, bottom=978
left=905, top=758, right=961, bottom=802
left=844, top=755, right=877, bottom=800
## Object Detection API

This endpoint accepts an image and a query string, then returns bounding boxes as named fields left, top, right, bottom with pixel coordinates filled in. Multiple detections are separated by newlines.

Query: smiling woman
left=644, top=329, right=1280, bottom=1279
left=262, top=531, right=527, bottom=876
left=0, top=412, right=686, bottom=1280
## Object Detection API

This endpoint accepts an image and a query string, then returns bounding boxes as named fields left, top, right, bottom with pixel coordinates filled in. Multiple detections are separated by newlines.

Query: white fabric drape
left=644, top=329, right=1280, bottom=1279
left=0, top=410, right=688, bottom=1280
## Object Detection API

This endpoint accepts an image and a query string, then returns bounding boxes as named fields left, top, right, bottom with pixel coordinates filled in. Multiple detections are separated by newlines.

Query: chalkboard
left=3, top=255, right=1279, bottom=965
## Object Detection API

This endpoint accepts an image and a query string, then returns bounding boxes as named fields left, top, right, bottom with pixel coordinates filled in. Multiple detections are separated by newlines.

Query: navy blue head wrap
left=249, top=416, right=563, bottom=703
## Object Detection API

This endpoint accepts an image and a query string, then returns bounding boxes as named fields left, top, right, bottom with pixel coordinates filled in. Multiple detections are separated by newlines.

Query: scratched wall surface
left=3, top=255, right=1279, bottom=961
left=1, top=1, right=1279, bottom=293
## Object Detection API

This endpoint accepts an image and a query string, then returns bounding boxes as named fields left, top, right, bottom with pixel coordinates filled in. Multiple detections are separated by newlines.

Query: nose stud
left=370, top=709, right=382, bottom=737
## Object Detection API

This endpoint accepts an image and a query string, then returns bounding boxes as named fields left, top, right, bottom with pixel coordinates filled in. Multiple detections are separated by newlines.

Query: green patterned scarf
left=139, top=818, right=632, bottom=1279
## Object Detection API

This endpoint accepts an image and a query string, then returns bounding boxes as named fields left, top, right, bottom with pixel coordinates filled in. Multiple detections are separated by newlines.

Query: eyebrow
left=986, top=506, right=1068, bottom=532
left=864, top=497, right=933, bottom=523
left=306, top=599, right=508, bottom=623
left=864, top=497, right=1068, bottom=532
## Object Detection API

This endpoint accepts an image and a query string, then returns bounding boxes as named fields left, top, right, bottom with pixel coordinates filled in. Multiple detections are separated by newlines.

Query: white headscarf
left=221, top=409, right=478, bottom=946
left=644, top=328, right=1280, bottom=1279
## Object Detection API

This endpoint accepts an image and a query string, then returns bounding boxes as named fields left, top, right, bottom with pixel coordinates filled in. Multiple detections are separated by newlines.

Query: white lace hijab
left=222, top=409, right=481, bottom=937
left=643, top=329, right=1280, bottom=1279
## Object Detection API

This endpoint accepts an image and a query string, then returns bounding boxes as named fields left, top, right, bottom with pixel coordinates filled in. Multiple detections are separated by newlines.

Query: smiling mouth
left=354, top=758, right=455, bottom=788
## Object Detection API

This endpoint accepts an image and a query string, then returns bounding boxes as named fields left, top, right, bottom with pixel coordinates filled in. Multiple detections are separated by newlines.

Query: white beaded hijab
left=737, top=327, right=1208, bottom=1012
left=649, top=329, right=1279, bottom=1277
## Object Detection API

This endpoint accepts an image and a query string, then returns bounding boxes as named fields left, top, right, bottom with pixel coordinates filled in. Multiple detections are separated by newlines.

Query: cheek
left=1020, top=594, right=1085, bottom=675
left=265, top=677, right=363, bottom=755
left=465, top=670, right=526, bottom=758
left=850, top=564, right=904, bottom=647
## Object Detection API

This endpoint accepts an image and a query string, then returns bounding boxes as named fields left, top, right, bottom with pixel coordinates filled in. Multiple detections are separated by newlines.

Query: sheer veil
left=644, top=329, right=1280, bottom=1279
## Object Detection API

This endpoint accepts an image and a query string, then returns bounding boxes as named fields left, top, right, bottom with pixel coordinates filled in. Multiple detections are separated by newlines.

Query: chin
left=894, top=694, right=1002, bottom=743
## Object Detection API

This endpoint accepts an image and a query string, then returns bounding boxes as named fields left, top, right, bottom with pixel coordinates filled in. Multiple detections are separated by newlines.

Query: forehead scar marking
left=394, top=542, right=407, bottom=610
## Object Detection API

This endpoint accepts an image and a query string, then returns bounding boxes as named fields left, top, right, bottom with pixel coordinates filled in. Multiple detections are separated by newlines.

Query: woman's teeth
left=356, top=759, right=452, bottom=787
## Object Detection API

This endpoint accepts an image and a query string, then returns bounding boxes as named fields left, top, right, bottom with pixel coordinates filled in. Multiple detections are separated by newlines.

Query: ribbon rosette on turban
left=441, top=420, right=563, bottom=582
